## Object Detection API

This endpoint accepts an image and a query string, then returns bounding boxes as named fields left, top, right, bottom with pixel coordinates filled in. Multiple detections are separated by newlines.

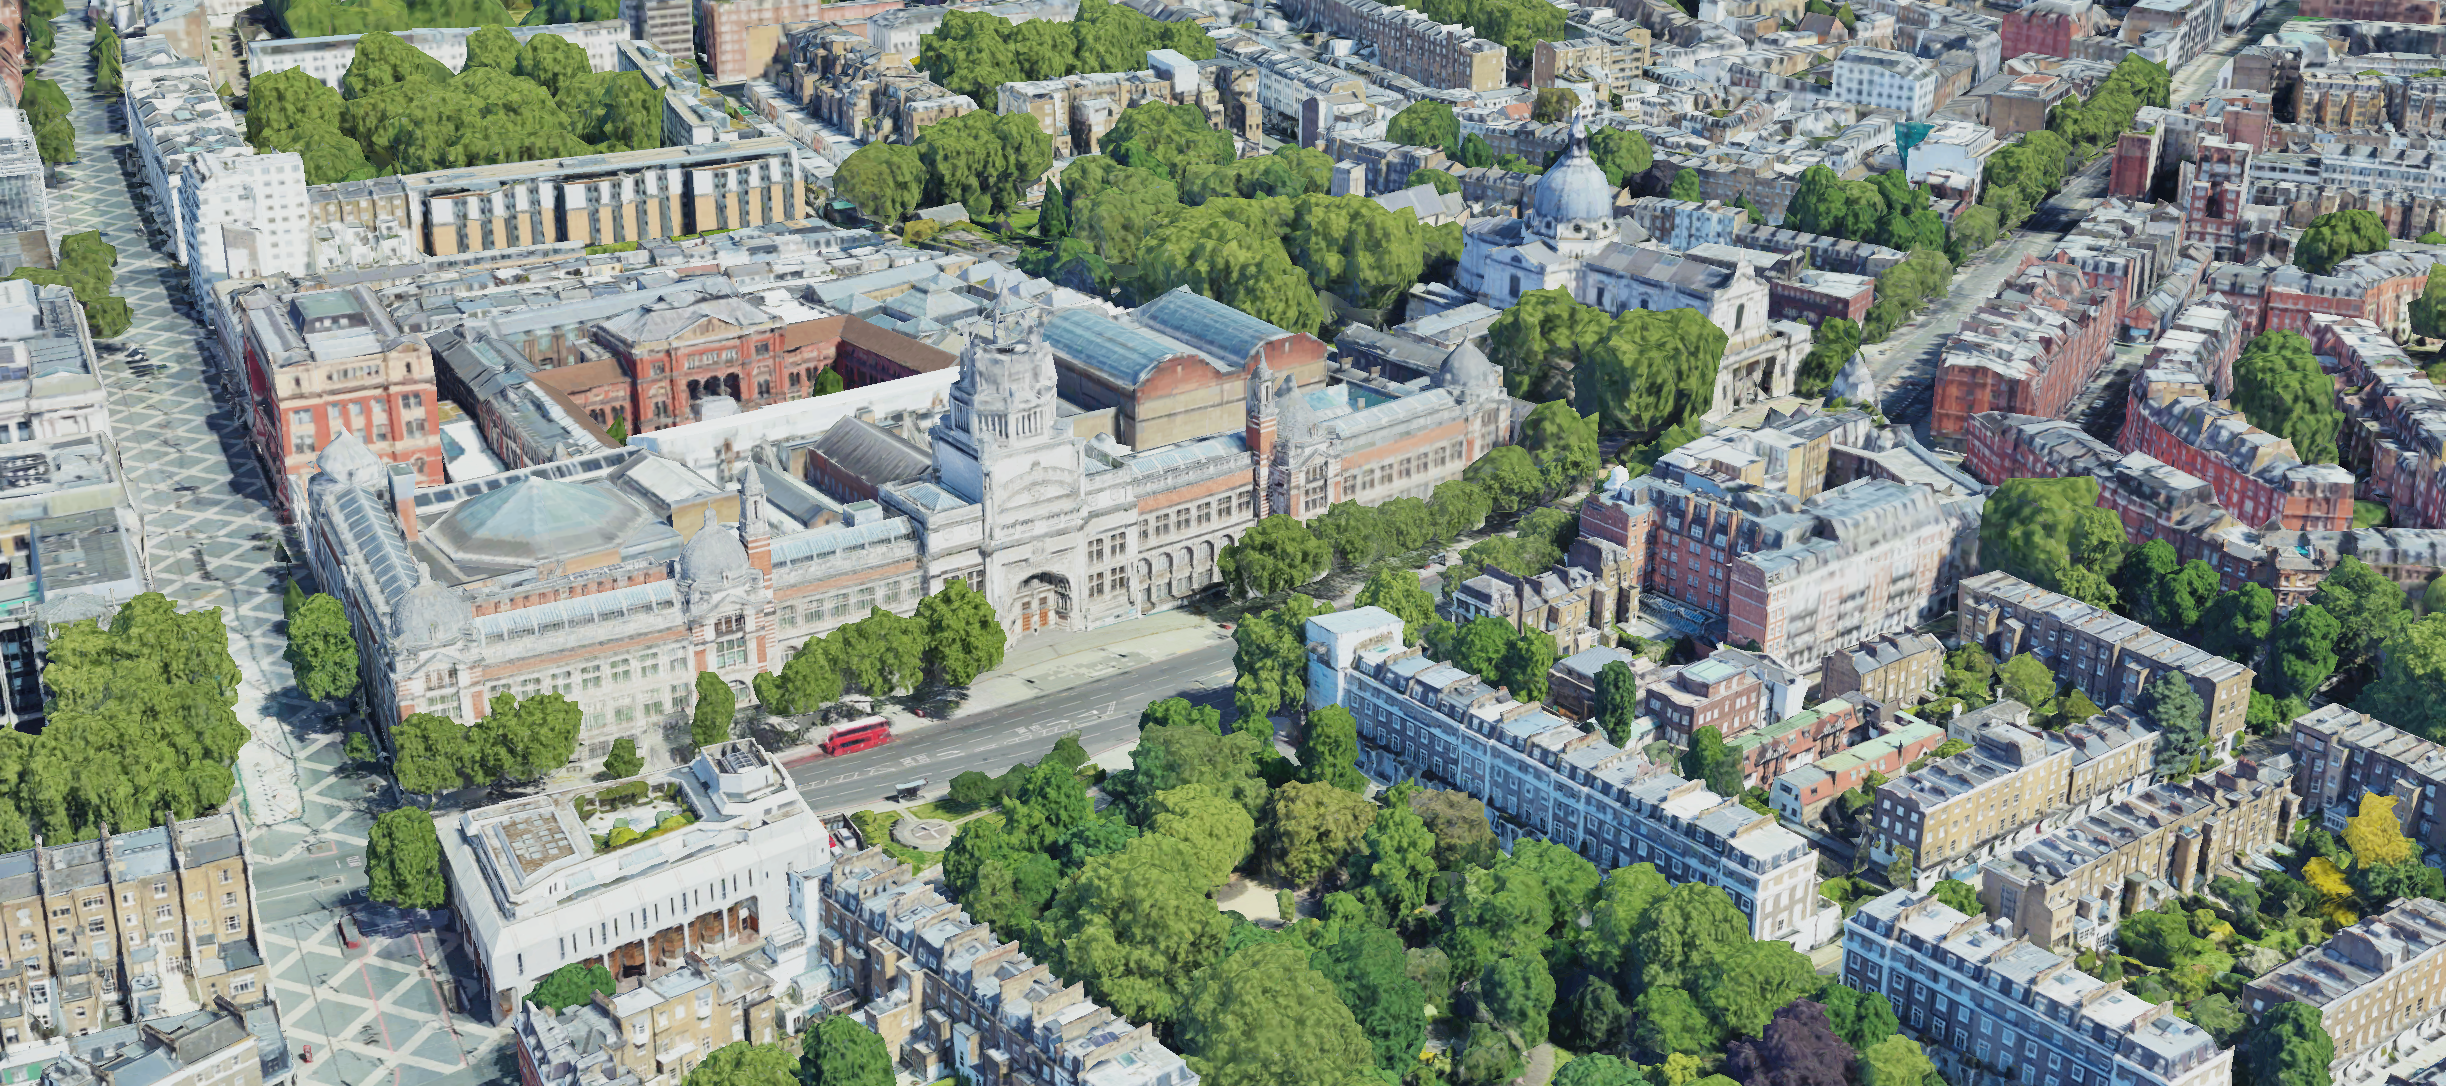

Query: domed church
left=1456, top=117, right=1812, bottom=415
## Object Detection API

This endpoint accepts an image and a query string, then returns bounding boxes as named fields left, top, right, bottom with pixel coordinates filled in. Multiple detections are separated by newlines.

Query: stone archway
left=1014, top=573, right=1071, bottom=633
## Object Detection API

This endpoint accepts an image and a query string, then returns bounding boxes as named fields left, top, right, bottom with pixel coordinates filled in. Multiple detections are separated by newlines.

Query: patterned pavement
left=37, top=19, right=512, bottom=1085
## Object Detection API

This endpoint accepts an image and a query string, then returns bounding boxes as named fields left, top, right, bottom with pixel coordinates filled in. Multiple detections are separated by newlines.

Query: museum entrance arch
left=1015, top=573, right=1071, bottom=633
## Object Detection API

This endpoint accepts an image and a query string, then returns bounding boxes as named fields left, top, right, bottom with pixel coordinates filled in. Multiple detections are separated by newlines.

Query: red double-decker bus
left=822, top=716, right=891, bottom=756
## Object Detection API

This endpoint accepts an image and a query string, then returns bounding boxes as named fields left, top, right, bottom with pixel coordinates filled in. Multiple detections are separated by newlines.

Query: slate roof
left=809, top=417, right=930, bottom=490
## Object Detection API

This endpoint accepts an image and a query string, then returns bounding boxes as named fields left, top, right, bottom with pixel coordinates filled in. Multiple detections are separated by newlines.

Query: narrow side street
left=39, top=18, right=510, bottom=1086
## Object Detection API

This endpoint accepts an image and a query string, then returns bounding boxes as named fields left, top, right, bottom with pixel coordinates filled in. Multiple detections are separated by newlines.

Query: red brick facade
left=1930, top=260, right=2123, bottom=444
left=2117, top=373, right=2356, bottom=531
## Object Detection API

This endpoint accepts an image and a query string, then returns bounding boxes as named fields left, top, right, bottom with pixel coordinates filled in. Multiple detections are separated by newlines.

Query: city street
left=788, top=640, right=1237, bottom=813
left=37, top=17, right=509, bottom=1086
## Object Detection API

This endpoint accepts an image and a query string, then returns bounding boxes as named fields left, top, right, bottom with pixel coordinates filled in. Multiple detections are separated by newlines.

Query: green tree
left=1634, top=985, right=1721, bottom=1055
left=833, top=142, right=928, bottom=225
left=1496, top=627, right=1559, bottom=702
left=1430, top=479, right=1494, bottom=541
left=916, top=109, right=1058, bottom=220
left=469, top=692, right=583, bottom=783
left=1037, top=833, right=1233, bottom=1023
left=2233, top=331, right=2343, bottom=465
left=690, top=672, right=734, bottom=750
left=1220, top=515, right=1332, bottom=596
left=1787, top=164, right=1887, bottom=242
left=1140, top=696, right=1223, bottom=734
left=1590, top=127, right=1653, bottom=188
left=1594, top=660, right=1640, bottom=747
left=90, top=23, right=121, bottom=95
left=33, top=118, right=72, bottom=166
left=1312, top=926, right=1429, bottom=1070
left=511, top=31, right=590, bottom=95
left=1105, top=101, right=1235, bottom=178
left=392, top=712, right=471, bottom=795
left=1486, top=288, right=1612, bottom=400
left=1266, top=780, right=1377, bottom=886
left=2413, top=265, right=2446, bottom=341
left=2143, top=671, right=2207, bottom=771
left=1386, top=99, right=1458, bottom=149
left=1557, top=1054, right=1646, bottom=1086
left=366, top=808, right=446, bottom=908
left=916, top=578, right=1006, bottom=684
left=1352, top=791, right=1438, bottom=924
left=2362, top=613, right=2446, bottom=741
left=834, top=608, right=927, bottom=695
left=1977, top=475, right=2105, bottom=593
left=1463, top=445, right=1544, bottom=514
left=799, top=1017, right=893, bottom=1086
left=2296, top=209, right=2390, bottom=275
left=685, top=1044, right=799, bottom=1086
left=1632, top=881, right=1750, bottom=993
left=341, top=30, right=453, bottom=99
left=1482, top=953, right=1558, bottom=1046
left=1996, top=653, right=2058, bottom=716
left=1796, top=317, right=1860, bottom=398
left=1145, top=784, right=1256, bottom=887
left=1179, top=942, right=1377, bottom=1086
left=1680, top=726, right=1743, bottom=797
left=1408, top=167, right=1460, bottom=194
left=2200, top=584, right=2274, bottom=662
left=1858, top=1037, right=1936, bottom=1086
left=1819, top=984, right=1900, bottom=1051
left=521, top=0, right=619, bottom=21
left=2270, top=602, right=2341, bottom=699
left=603, top=737, right=643, bottom=779
left=285, top=592, right=360, bottom=702
left=1297, top=705, right=1366, bottom=792
left=1933, top=878, right=1981, bottom=915
left=527, top=962, right=614, bottom=1010
left=345, top=730, right=376, bottom=766
left=2245, top=1002, right=2336, bottom=1086
left=1670, top=169, right=1702, bottom=201
left=2311, top=556, right=2410, bottom=661
left=1693, top=941, right=1821, bottom=1039
left=463, top=22, right=520, bottom=70
left=1231, top=595, right=1331, bottom=728
left=1355, top=567, right=1437, bottom=645
left=1579, top=307, right=1730, bottom=439
left=1006, top=757, right=1094, bottom=849
left=1522, top=400, right=1601, bottom=495
left=1531, top=87, right=1581, bottom=123
left=754, top=636, right=842, bottom=715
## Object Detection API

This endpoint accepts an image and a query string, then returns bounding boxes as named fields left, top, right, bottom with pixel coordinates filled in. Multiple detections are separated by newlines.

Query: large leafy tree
left=527, top=962, right=613, bottom=1011
left=1817, top=984, right=1900, bottom=1051
left=1351, top=790, right=1439, bottom=924
left=1695, top=941, right=1822, bottom=1039
left=1631, top=882, right=1750, bottom=993
left=1038, top=833, right=1234, bottom=1024
left=2296, top=209, right=2390, bottom=275
left=1482, top=953, right=1558, bottom=1046
left=833, top=142, right=928, bottom=225
left=1385, top=99, right=1457, bottom=150
left=2199, top=584, right=2274, bottom=663
left=1296, top=706, right=1366, bottom=792
left=1265, top=780, right=1377, bottom=886
left=2233, top=331, right=2344, bottom=466
left=1354, top=566, right=1438, bottom=645
left=1522, top=400, right=1601, bottom=496
left=367, top=808, right=446, bottom=908
left=1231, top=594, right=1331, bottom=727
left=392, top=712, right=471, bottom=795
left=1221, top=516, right=1331, bottom=597
left=2142, top=671, right=2207, bottom=771
left=1115, top=724, right=1270, bottom=820
left=2270, top=602, right=2341, bottom=699
left=1857, top=1037, right=1937, bottom=1086
left=835, top=607, right=927, bottom=695
left=2245, top=1002, right=2336, bottom=1086
left=1487, top=288, right=1614, bottom=401
left=1590, top=128, right=1653, bottom=188
left=2310, top=556, right=2409, bottom=661
left=462, top=22, right=520, bottom=70
left=753, top=636, right=842, bottom=715
left=683, top=1043, right=798, bottom=1086
left=916, top=579, right=1006, bottom=685
left=1594, top=660, right=1640, bottom=747
left=286, top=592, right=361, bottom=702
left=1311, top=925, right=1428, bottom=1070
left=1681, top=726, right=1743, bottom=797
left=917, top=109, right=1056, bottom=220
left=340, top=30, right=453, bottom=98
left=690, top=672, right=734, bottom=751
left=2362, top=613, right=2446, bottom=740
left=1104, top=102, right=1235, bottom=178
left=799, top=1018, right=893, bottom=1086
left=1581, top=307, right=1728, bottom=439
left=1796, top=317, right=1860, bottom=398
left=1178, top=942, right=1377, bottom=1086
left=1144, top=784, right=1254, bottom=887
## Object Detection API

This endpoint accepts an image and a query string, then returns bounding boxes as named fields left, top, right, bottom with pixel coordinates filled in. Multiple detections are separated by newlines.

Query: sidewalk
left=785, top=609, right=1233, bottom=763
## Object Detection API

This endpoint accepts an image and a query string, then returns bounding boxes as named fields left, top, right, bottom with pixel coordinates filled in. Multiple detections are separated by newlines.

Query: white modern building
left=123, top=37, right=245, bottom=264
left=179, top=148, right=312, bottom=292
left=438, top=739, right=834, bottom=1021
left=1832, top=47, right=1940, bottom=120
left=1308, top=605, right=1841, bottom=949
left=1902, top=121, right=2003, bottom=183
left=1846, top=890, right=2235, bottom=1086
left=244, top=19, right=628, bottom=89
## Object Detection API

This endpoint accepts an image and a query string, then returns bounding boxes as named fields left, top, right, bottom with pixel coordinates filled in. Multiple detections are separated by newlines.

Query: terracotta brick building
left=228, top=283, right=446, bottom=519
left=2119, top=369, right=2355, bottom=531
left=1931, top=260, right=2123, bottom=445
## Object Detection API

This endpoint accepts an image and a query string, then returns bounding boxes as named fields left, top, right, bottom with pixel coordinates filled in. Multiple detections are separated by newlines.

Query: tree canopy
left=2296, top=209, right=2390, bottom=275
left=367, top=807, right=446, bottom=908
left=915, top=0, right=1217, bottom=102
left=2233, top=331, right=2343, bottom=466
left=271, top=0, right=512, bottom=37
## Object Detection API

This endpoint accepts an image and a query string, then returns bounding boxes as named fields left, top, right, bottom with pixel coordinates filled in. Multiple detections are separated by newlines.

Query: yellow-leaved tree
left=2304, top=856, right=2359, bottom=926
left=2343, top=792, right=2415, bottom=867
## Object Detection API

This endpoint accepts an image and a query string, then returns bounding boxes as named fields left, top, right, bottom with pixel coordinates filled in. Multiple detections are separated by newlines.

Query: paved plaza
left=37, top=19, right=512, bottom=1085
